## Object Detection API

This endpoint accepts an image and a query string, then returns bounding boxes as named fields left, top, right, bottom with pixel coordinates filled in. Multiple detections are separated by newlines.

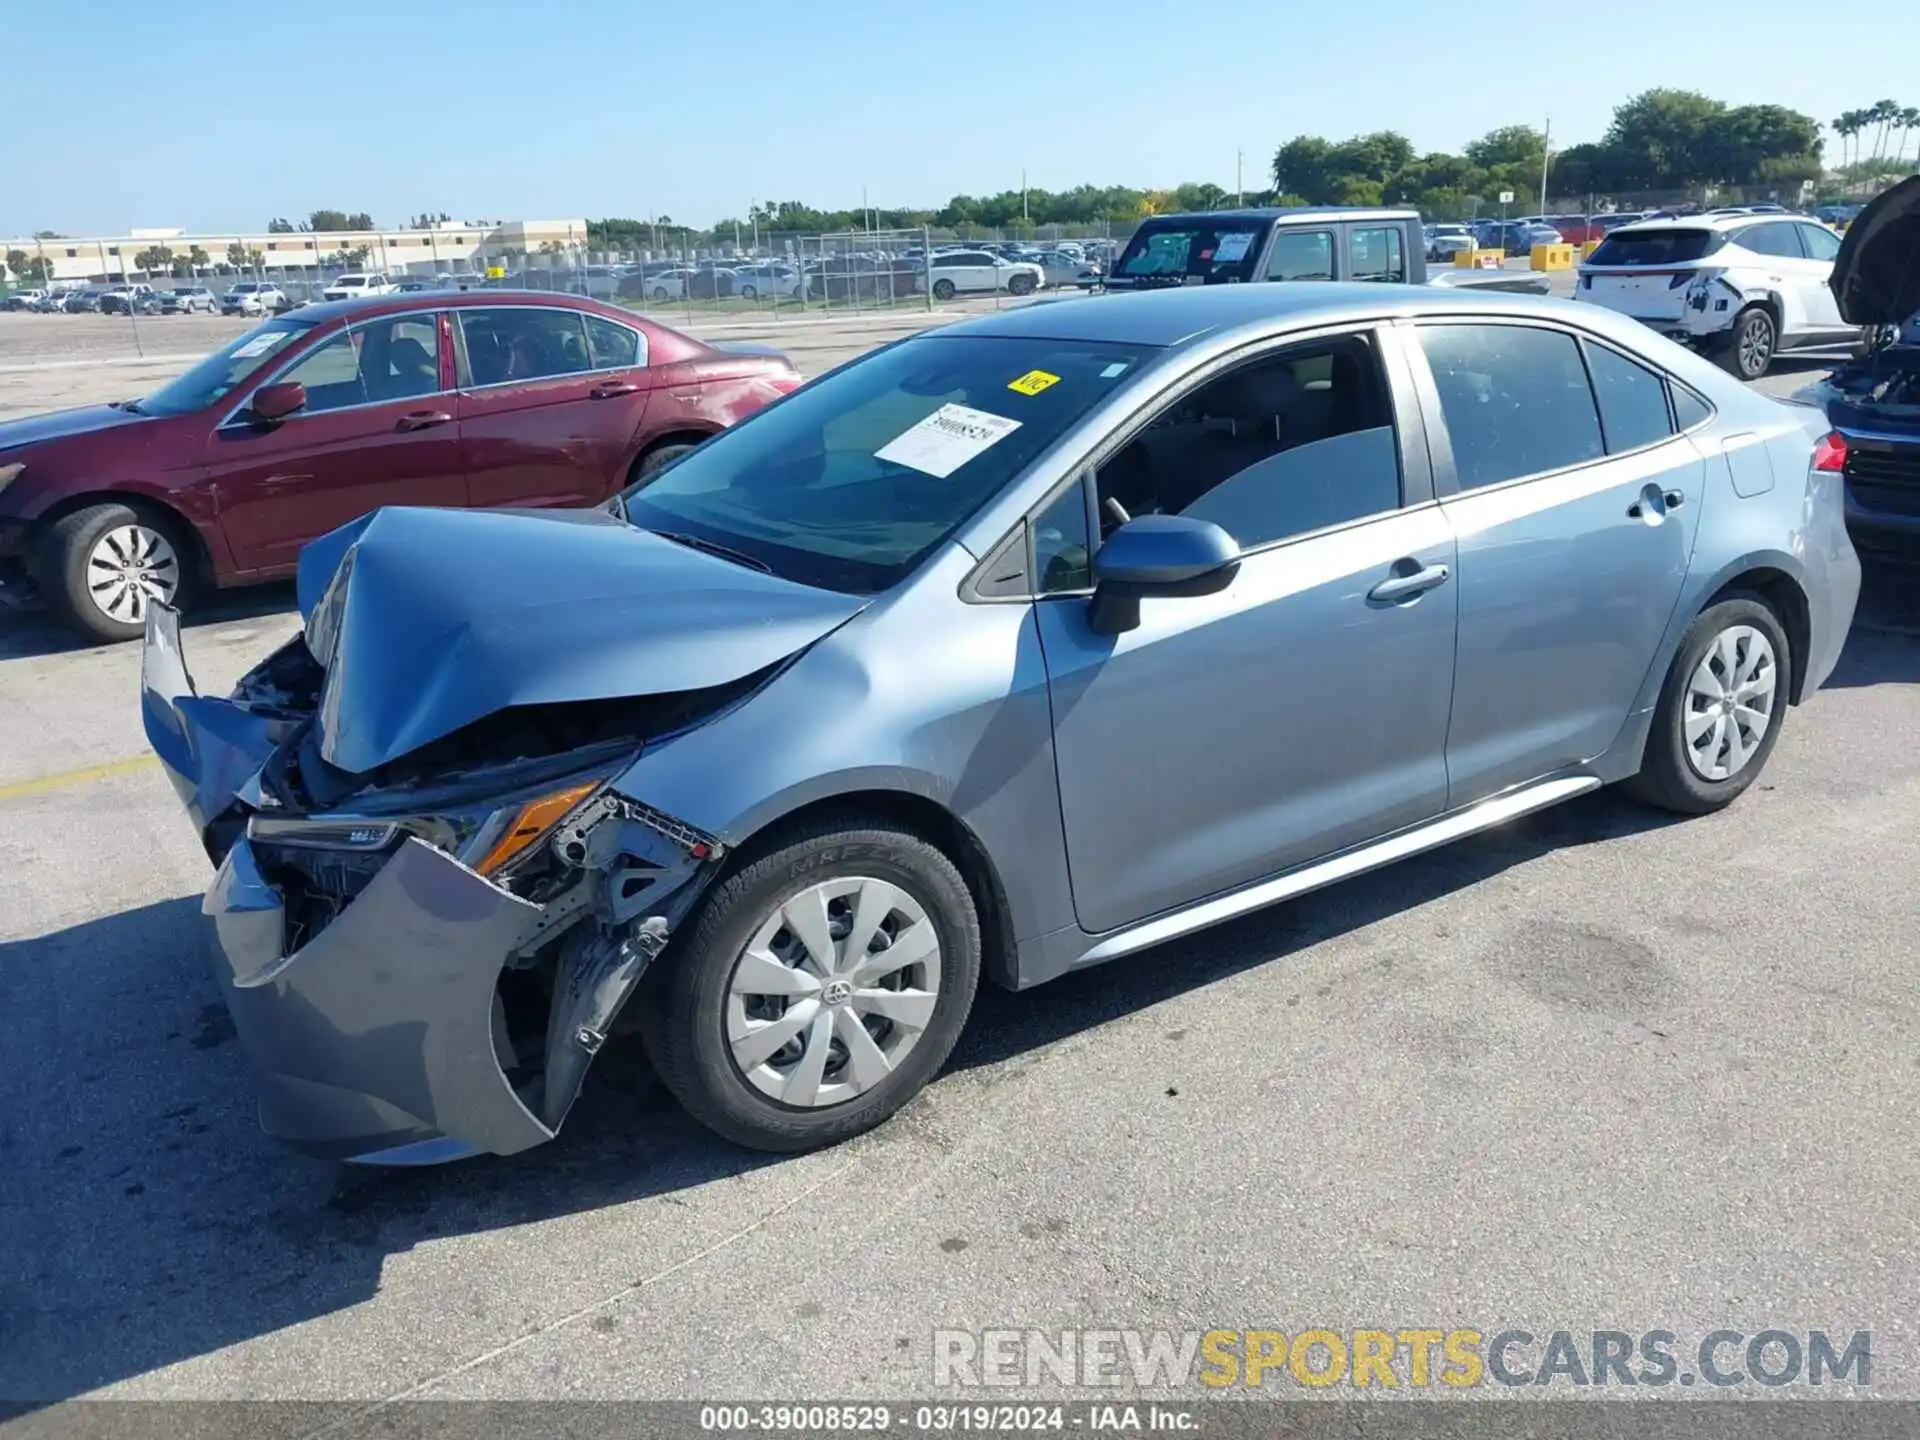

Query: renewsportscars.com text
left=932, top=1328, right=1871, bottom=1390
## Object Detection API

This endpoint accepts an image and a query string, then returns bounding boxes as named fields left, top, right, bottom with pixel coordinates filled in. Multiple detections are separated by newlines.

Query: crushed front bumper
left=205, top=835, right=555, bottom=1161
left=141, top=603, right=695, bottom=1164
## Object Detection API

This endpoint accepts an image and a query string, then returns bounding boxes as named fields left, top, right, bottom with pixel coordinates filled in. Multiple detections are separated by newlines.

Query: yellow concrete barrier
left=1582, top=238, right=1604, bottom=259
left=1530, top=243, right=1577, bottom=271
left=1455, top=248, right=1506, bottom=270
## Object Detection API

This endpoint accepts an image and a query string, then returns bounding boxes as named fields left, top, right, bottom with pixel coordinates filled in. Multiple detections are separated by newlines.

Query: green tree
left=133, top=245, right=175, bottom=276
left=1465, top=125, right=1547, bottom=171
left=226, top=241, right=250, bottom=269
left=5, top=249, right=51, bottom=284
left=266, top=217, right=295, bottom=233
left=306, top=209, right=374, bottom=232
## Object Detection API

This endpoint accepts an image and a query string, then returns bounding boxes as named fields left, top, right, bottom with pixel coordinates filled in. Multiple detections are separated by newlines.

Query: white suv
left=221, top=282, right=287, bottom=315
left=1574, top=213, right=1852, bottom=379
left=320, top=273, right=397, bottom=302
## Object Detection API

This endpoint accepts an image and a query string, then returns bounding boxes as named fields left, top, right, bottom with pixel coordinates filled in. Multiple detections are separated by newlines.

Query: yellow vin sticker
left=1007, top=369, right=1061, bottom=396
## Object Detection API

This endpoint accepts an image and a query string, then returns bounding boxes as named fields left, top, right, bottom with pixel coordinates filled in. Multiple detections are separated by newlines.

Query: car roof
left=1607, top=212, right=1807, bottom=235
left=274, top=289, right=639, bottom=326
left=938, top=281, right=1587, bottom=349
left=1139, top=205, right=1417, bottom=227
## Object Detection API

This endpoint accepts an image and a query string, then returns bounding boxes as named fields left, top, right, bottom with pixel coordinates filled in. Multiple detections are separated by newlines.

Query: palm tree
left=1900, top=107, right=1920, bottom=168
left=1869, top=99, right=1900, bottom=164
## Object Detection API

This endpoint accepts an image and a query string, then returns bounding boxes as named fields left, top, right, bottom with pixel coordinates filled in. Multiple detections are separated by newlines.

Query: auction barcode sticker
left=875, top=403, right=1023, bottom=479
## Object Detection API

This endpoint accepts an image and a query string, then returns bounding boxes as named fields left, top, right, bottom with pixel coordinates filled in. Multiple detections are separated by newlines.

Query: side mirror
left=1088, top=514, right=1241, bottom=635
left=251, top=381, right=307, bottom=422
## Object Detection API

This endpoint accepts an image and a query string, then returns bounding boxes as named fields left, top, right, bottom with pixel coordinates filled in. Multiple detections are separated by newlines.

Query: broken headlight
left=247, top=770, right=613, bottom=881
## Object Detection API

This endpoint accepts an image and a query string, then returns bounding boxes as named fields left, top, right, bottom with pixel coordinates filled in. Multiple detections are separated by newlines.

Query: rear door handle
left=590, top=381, right=640, bottom=398
left=396, top=410, right=452, bottom=432
left=1368, top=562, right=1450, bottom=603
left=1627, top=485, right=1687, bottom=520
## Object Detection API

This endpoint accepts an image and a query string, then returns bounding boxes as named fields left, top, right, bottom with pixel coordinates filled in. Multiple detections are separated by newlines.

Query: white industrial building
left=4, top=219, right=591, bottom=285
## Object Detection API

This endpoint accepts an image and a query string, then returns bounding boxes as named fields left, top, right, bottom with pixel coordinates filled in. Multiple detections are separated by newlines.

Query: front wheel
left=931, top=278, right=956, bottom=301
left=640, top=819, right=982, bottom=1152
left=39, top=502, right=194, bottom=644
left=1624, top=595, right=1790, bottom=815
left=1718, top=306, right=1777, bottom=380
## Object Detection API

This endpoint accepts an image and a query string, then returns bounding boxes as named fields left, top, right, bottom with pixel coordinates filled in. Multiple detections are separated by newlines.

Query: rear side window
left=1586, top=228, right=1724, bottom=266
left=1735, top=223, right=1803, bottom=259
left=586, top=315, right=642, bottom=368
left=460, top=307, right=591, bottom=384
left=1797, top=223, right=1842, bottom=262
left=1584, top=343, right=1674, bottom=453
left=1418, top=325, right=1604, bottom=490
left=1350, top=227, right=1405, bottom=283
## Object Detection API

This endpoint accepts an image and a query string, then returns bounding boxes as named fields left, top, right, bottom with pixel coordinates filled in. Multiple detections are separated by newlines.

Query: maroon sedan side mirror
left=251, top=381, right=307, bottom=422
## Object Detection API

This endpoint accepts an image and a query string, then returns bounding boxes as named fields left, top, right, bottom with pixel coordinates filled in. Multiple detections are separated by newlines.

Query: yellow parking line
left=0, top=753, right=160, bottom=801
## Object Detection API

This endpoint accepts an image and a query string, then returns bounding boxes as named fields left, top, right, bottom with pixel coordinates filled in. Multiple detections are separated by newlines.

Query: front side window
left=1350, top=227, right=1405, bottom=283
left=273, top=313, right=443, bottom=413
left=459, top=307, right=591, bottom=385
left=1418, top=325, right=1603, bottom=490
left=1584, top=342, right=1674, bottom=454
left=1797, top=223, right=1842, bottom=262
left=1094, top=333, right=1401, bottom=549
left=621, top=335, right=1146, bottom=594
left=1033, top=480, right=1093, bottom=594
left=1265, top=231, right=1335, bottom=282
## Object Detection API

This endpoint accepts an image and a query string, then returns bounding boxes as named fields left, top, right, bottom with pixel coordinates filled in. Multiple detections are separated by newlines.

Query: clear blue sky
left=7, top=0, right=1915, bottom=237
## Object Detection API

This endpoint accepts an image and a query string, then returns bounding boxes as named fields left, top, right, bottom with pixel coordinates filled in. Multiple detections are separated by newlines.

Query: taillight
left=1811, top=431, right=1848, bottom=474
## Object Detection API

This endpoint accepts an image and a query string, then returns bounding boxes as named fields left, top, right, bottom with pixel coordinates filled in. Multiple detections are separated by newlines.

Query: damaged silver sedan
left=145, top=283, right=1857, bottom=1162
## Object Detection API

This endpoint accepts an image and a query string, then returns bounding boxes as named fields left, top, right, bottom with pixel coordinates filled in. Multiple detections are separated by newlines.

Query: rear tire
left=1717, top=306, right=1777, bottom=380
left=39, top=501, right=196, bottom=644
left=1623, top=595, right=1790, bottom=815
left=931, top=278, right=956, bottom=301
left=635, top=442, right=699, bottom=480
left=639, top=818, right=981, bottom=1152
left=1007, top=272, right=1037, bottom=297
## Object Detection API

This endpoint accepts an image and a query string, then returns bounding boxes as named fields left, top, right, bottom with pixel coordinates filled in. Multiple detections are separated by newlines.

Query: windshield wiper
left=650, top=530, right=773, bottom=574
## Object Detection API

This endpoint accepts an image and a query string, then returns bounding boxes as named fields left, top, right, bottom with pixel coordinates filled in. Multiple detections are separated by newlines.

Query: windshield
left=137, top=318, right=315, bottom=416
left=1113, top=221, right=1264, bottom=283
left=620, top=334, right=1148, bottom=594
left=1587, top=228, right=1724, bottom=266
left=230, top=283, right=257, bottom=293
left=335, top=277, right=365, bottom=287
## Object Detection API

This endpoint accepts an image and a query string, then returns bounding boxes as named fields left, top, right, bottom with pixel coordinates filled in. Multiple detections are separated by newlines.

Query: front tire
left=1624, top=595, right=1790, bottom=815
left=640, top=818, right=982, bottom=1152
left=39, top=502, right=194, bottom=644
left=1718, top=306, right=1777, bottom=380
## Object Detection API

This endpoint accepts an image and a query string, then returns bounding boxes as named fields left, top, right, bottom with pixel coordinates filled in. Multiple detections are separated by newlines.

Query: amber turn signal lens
left=474, top=781, right=599, bottom=876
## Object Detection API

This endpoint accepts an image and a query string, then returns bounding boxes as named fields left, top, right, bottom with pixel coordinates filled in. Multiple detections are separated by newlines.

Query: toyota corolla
left=142, top=283, right=1858, bottom=1163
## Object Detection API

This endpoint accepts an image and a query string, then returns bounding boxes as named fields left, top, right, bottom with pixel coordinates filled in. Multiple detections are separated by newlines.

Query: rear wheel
left=1624, top=595, right=1789, bottom=814
left=1718, top=306, right=1777, bottom=380
left=640, top=819, right=981, bottom=1152
left=634, top=441, right=700, bottom=480
left=1007, top=272, right=1037, bottom=297
left=931, top=278, right=956, bottom=301
left=40, top=501, right=194, bottom=644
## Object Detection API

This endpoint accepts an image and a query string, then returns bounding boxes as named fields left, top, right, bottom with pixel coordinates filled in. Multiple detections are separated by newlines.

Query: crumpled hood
left=295, top=505, right=868, bottom=775
left=1830, top=176, right=1920, bottom=326
left=0, top=403, right=147, bottom=453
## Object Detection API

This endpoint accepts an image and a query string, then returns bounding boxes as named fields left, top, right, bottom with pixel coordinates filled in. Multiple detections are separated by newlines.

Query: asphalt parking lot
left=3, top=290, right=1917, bottom=1409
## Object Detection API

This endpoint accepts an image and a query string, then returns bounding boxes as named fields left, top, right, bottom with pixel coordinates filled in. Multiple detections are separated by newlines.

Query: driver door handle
left=1368, top=562, right=1450, bottom=603
left=590, top=381, right=641, bottom=398
left=395, top=410, right=452, bottom=432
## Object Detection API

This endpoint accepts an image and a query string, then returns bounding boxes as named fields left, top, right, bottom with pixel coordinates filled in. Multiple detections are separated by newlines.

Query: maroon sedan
left=0, top=291, right=801, bottom=641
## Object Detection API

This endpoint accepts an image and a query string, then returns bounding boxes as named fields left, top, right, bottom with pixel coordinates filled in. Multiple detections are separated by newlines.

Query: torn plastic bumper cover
left=143, top=603, right=718, bottom=1163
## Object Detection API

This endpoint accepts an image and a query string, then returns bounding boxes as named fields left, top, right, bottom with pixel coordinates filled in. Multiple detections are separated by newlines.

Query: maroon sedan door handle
left=395, top=410, right=453, bottom=432
left=590, top=381, right=641, bottom=398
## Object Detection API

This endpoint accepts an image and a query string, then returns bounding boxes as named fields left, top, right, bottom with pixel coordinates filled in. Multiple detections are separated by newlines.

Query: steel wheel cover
left=725, top=875, right=942, bottom=1108
left=86, top=524, right=180, bottom=625
left=1684, top=624, right=1777, bottom=781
